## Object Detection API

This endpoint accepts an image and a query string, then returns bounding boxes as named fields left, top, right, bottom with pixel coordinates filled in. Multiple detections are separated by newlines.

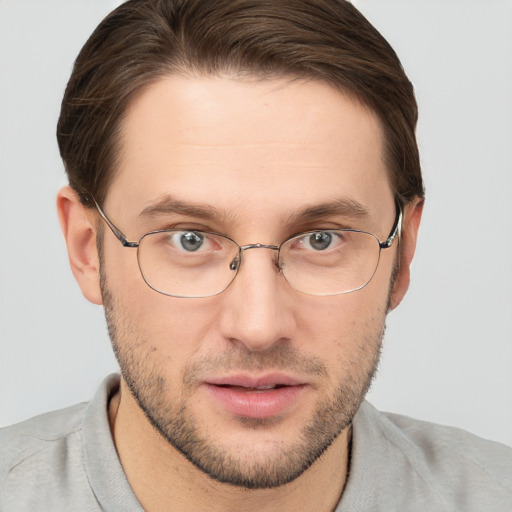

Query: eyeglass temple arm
left=92, top=198, right=139, bottom=248
left=91, top=194, right=402, bottom=251
left=379, top=202, right=403, bottom=249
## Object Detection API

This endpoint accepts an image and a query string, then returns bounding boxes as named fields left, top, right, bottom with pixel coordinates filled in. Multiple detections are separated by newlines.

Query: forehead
left=109, top=75, right=392, bottom=223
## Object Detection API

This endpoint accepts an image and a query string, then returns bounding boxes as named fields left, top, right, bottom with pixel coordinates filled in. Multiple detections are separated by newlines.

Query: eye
left=301, top=231, right=340, bottom=251
left=171, top=231, right=205, bottom=252
left=307, top=232, right=333, bottom=250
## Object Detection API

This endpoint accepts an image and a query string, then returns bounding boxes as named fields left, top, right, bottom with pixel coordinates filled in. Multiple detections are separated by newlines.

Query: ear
left=388, top=197, right=424, bottom=311
left=57, top=186, right=103, bottom=305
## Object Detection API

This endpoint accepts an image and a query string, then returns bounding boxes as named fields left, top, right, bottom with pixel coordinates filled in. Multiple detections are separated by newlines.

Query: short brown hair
left=57, top=0, right=424, bottom=208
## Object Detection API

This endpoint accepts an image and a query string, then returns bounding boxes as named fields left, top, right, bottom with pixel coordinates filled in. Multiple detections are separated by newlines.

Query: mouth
left=215, top=383, right=289, bottom=392
left=203, top=374, right=308, bottom=419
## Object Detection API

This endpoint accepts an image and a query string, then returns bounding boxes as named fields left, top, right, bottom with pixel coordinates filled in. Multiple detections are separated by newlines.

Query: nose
left=219, top=246, right=297, bottom=352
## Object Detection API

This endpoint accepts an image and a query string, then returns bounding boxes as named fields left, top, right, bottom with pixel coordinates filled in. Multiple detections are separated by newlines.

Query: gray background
left=1, top=0, right=511, bottom=446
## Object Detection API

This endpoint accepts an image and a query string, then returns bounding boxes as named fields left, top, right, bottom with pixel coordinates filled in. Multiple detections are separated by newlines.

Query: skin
left=58, top=75, right=423, bottom=512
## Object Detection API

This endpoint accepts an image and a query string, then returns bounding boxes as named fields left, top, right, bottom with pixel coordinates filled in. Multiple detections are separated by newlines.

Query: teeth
left=255, top=385, right=276, bottom=390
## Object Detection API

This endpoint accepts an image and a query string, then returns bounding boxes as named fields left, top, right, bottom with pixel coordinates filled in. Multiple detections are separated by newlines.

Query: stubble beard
left=100, top=267, right=385, bottom=489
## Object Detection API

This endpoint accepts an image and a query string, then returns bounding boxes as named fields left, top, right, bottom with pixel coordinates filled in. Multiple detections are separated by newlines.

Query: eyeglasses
left=93, top=199, right=402, bottom=298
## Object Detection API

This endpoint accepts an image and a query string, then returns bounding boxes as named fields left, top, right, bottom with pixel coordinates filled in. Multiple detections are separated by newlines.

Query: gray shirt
left=1, top=375, right=511, bottom=511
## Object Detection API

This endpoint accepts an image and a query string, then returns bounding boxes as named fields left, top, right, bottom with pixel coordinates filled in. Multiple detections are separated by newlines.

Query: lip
left=206, top=373, right=306, bottom=388
left=203, top=374, right=308, bottom=419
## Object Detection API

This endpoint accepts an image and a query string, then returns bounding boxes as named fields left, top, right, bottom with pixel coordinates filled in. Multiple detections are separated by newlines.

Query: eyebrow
left=139, top=195, right=221, bottom=220
left=288, top=197, right=370, bottom=224
left=139, top=194, right=370, bottom=226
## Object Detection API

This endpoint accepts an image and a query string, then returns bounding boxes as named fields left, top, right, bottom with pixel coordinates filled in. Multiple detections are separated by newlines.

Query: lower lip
left=203, top=383, right=307, bottom=419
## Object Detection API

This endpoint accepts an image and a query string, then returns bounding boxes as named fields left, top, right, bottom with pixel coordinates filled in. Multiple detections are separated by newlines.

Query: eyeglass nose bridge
left=229, top=243, right=281, bottom=271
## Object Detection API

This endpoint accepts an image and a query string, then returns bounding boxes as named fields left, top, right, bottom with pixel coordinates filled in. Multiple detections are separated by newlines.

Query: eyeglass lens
left=137, top=229, right=382, bottom=298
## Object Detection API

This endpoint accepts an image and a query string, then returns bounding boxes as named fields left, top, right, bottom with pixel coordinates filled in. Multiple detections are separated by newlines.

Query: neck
left=109, top=380, right=351, bottom=512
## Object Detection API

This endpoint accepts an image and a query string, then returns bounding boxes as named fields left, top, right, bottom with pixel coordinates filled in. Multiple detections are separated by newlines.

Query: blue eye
left=307, top=232, right=333, bottom=250
left=173, top=231, right=204, bottom=252
left=303, top=231, right=339, bottom=251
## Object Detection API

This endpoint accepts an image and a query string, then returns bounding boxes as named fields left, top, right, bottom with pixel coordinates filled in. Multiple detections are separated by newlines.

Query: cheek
left=296, top=284, right=389, bottom=340
left=125, top=293, right=222, bottom=357
left=104, top=245, right=222, bottom=361
left=294, top=282, right=389, bottom=376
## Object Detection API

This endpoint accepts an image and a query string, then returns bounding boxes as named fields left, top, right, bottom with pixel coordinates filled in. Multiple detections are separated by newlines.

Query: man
left=1, top=0, right=510, bottom=510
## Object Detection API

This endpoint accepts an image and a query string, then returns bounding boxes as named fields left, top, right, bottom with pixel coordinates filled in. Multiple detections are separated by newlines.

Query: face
left=98, top=76, right=398, bottom=488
